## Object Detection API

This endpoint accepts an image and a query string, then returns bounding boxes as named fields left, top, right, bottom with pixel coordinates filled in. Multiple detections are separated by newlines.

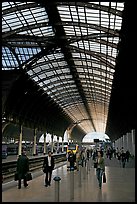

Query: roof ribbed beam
left=56, top=21, right=119, bottom=36
left=2, top=22, right=49, bottom=38
left=37, top=71, right=113, bottom=84
left=2, top=2, right=38, bottom=15
left=3, top=33, right=118, bottom=49
left=2, top=34, right=55, bottom=47
left=56, top=2, right=122, bottom=17
left=70, top=45, right=115, bottom=68
left=69, top=33, right=118, bottom=49
left=22, top=41, right=58, bottom=70
left=41, top=1, right=96, bottom=131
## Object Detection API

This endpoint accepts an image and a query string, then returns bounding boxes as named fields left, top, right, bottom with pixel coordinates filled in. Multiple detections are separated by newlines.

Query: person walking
left=81, top=149, right=86, bottom=167
left=121, top=149, right=126, bottom=168
left=43, top=151, right=55, bottom=187
left=96, top=151, right=105, bottom=189
left=16, top=149, right=29, bottom=189
left=75, top=149, right=81, bottom=171
left=125, top=150, right=130, bottom=162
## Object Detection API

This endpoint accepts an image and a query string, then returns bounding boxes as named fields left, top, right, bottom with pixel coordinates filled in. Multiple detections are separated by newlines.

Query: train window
left=67, top=144, right=78, bottom=154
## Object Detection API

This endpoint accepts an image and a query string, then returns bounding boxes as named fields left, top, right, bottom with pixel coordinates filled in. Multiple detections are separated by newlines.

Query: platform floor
left=2, top=158, right=135, bottom=202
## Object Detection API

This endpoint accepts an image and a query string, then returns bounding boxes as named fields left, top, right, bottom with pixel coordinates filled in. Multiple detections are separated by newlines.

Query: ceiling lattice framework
left=2, top=2, right=124, bottom=137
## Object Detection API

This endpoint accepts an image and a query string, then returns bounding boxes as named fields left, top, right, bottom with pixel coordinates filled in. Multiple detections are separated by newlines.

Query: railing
left=2, top=153, right=67, bottom=181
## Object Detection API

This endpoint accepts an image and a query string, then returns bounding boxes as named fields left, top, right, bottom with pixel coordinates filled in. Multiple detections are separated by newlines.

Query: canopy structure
left=2, top=2, right=136, bottom=142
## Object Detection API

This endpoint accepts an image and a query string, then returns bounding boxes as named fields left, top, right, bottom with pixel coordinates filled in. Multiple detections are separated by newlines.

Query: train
left=2, top=143, right=44, bottom=158
left=67, top=143, right=79, bottom=154
left=2, top=142, right=79, bottom=159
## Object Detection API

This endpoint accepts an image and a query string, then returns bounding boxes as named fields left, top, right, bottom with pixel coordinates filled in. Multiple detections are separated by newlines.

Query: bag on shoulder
left=103, top=172, right=106, bottom=183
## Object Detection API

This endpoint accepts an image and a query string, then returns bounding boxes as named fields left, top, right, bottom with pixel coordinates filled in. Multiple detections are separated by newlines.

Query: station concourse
left=2, top=154, right=135, bottom=202
left=2, top=1, right=136, bottom=202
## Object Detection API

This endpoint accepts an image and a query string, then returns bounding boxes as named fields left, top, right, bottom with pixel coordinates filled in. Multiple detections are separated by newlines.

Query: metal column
left=33, top=128, right=37, bottom=156
left=43, top=133, right=46, bottom=155
left=18, top=124, right=22, bottom=156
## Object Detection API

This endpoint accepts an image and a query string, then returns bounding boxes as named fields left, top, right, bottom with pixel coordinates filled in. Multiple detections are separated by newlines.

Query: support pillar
left=121, top=136, right=123, bottom=148
left=67, top=130, right=70, bottom=145
left=127, top=132, right=132, bottom=153
left=33, top=128, right=37, bottom=156
left=43, top=133, right=46, bottom=155
left=115, top=140, right=118, bottom=149
left=51, top=134, right=54, bottom=153
left=122, top=135, right=125, bottom=149
left=57, top=136, right=59, bottom=153
left=62, top=138, right=64, bottom=152
left=126, top=132, right=129, bottom=151
left=18, top=124, right=23, bottom=156
left=131, top=129, right=135, bottom=156
left=123, top=134, right=127, bottom=150
left=117, top=138, right=120, bottom=149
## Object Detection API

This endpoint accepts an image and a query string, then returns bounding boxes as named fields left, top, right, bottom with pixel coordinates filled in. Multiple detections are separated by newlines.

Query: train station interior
left=2, top=1, right=136, bottom=202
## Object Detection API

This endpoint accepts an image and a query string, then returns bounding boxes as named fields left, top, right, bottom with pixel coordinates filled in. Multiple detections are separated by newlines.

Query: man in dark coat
left=17, top=150, right=29, bottom=189
left=43, top=150, right=55, bottom=187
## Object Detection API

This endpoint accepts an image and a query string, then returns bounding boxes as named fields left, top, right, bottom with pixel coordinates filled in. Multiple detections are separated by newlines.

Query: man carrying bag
left=43, top=151, right=55, bottom=187
left=16, top=149, right=30, bottom=189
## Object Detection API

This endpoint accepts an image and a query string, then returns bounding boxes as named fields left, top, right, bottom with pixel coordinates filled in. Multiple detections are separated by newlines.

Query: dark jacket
left=43, top=156, right=55, bottom=172
left=97, top=157, right=105, bottom=171
left=17, top=155, right=29, bottom=179
left=68, top=152, right=76, bottom=163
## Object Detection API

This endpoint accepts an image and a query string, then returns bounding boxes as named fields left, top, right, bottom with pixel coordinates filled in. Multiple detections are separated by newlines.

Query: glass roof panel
left=57, top=1, right=124, bottom=133
left=2, top=46, right=19, bottom=69
left=2, top=2, right=124, bottom=134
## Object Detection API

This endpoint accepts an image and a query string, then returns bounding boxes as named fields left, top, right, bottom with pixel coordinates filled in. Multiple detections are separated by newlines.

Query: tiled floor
left=2, top=158, right=135, bottom=202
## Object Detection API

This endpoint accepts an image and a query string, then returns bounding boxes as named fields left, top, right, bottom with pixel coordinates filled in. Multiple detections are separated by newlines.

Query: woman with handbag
left=96, top=150, right=105, bottom=189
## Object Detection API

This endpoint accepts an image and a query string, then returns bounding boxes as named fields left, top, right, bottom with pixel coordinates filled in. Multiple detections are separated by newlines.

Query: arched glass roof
left=2, top=2, right=124, bottom=135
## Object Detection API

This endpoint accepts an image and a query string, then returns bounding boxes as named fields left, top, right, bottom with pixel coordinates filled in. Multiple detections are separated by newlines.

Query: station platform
left=2, top=157, right=135, bottom=202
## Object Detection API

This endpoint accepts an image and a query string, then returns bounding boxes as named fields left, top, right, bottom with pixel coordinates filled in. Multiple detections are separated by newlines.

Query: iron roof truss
left=2, top=1, right=124, bottom=138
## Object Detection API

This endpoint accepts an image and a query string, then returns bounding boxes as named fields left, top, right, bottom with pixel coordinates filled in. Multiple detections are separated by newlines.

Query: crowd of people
left=15, top=145, right=131, bottom=190
left=66, top=148, right=105, bottom=189
left=105, top=146, right=131, bottom=168
left=66, top=145, right=132, bottom=189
